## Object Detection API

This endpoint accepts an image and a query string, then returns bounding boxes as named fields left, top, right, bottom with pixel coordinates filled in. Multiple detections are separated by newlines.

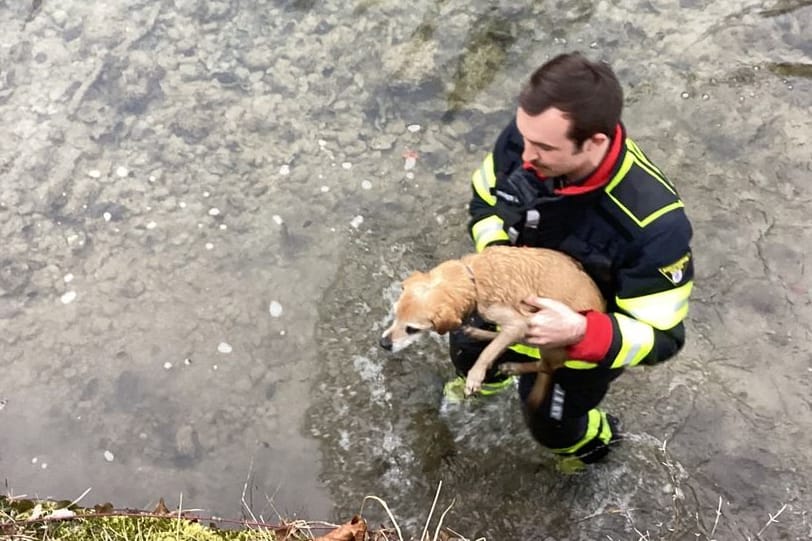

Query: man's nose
left=379, top=334, right=392, bottom=350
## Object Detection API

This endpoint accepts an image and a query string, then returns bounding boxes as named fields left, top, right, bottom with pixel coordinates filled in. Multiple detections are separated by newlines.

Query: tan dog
left=379, top=246, right=606, bottom=408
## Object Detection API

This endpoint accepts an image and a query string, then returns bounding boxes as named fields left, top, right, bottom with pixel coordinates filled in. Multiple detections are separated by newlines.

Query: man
left=445, top=52, right=694, bottom=465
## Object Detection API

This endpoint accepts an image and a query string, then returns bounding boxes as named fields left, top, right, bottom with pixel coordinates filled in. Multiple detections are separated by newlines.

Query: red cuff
left=566, top=311, right=613, bottom=362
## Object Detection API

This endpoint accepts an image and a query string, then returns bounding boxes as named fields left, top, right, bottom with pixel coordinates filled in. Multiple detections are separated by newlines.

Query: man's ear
left=431, top=304, right=462, bottom=335
left=584, top=132, right=609, bottom=153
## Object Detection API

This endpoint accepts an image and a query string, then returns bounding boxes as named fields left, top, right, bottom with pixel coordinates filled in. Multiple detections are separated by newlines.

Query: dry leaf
left=313, top=515, right=367, bottom=541
left=152, top=497, right=171, bottom=515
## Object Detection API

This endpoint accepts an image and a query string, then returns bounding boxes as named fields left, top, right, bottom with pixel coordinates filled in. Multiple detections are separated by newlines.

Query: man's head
left=516, top=52, right=623, bottom=179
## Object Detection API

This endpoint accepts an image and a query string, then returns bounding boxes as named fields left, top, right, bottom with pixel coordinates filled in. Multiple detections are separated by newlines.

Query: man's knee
left=523, top=406, right=617, bottom=464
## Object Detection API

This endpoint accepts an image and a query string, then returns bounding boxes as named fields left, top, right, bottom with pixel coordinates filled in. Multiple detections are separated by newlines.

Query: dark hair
left=518, top=52, right=623, bottom=147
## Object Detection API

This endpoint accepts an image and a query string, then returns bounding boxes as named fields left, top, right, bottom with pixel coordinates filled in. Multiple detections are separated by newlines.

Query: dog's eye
left=405, top=326, right=421, bottom=335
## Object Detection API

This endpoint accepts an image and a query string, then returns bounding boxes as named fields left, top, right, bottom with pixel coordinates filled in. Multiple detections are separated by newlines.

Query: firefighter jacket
left=468, top=120, right=693, bottom=369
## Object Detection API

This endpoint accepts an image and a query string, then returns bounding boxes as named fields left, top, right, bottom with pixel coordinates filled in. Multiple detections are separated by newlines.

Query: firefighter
left=445, top=52, right=694, bottom=466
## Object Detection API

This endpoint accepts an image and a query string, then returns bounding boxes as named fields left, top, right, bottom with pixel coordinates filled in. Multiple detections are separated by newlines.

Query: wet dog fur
left=380, top=246, right=606, bottom=408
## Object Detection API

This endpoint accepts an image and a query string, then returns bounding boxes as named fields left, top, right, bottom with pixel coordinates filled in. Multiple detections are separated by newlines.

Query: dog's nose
left=379, top=334, right=392, bottom=351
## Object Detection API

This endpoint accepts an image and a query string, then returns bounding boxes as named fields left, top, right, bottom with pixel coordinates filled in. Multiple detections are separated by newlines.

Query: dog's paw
left=464, top=368, right=486, bottom=396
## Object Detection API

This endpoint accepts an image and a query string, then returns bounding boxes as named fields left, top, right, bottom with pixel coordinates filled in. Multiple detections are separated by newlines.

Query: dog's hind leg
left=499, top=360, right=544, bottom=375
left=524, top=349, right=567, bottom=411
left=461, top=326, right=499, bottom=341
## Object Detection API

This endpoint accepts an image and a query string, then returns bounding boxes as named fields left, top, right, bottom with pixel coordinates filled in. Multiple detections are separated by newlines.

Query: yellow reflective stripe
left=610, top=313, right=655, bottom=368
left=471, top=215, right=509, bottom=252
left=508, top=343, right=541, bottom=358
left=607, top=145, right=684, bottom=227
left=471, top=153, right=497, bottom=205
left=563, top=360, right=599, bottom=370
left=626, top=139, right=672, bottom=192
left=551, top=409, right=606, bottom=454
left=605, top=150, right=635, bottom=191
left=616, top=281, right=693, bottom=330
left=639, top=201, right=684, bottom=227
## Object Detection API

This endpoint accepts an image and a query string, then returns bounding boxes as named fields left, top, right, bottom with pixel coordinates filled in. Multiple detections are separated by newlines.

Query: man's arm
left=525, top=217, right=693, bottom=367
left=565, top=219, right=694, bottom=368
left=468, top=121, right=526, bottom=252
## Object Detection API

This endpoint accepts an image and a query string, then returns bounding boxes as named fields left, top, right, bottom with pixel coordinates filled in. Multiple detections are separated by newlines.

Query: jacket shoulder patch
left=659, top=253, right=691, bottom=285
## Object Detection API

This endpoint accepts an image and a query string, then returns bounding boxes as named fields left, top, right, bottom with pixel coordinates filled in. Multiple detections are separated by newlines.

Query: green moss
left=446, top=13, right=517, bottom=112
left=0, top=497, right=294, bottom=541
left=766, top=62, right=812, bottom=79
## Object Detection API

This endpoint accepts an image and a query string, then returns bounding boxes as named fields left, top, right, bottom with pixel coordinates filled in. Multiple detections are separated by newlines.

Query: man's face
left=516, top=106, right=589, bottom=178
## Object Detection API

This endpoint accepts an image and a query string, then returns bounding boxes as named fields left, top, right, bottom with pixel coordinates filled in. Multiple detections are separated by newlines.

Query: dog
left=379, top=246, right=606, bottom=409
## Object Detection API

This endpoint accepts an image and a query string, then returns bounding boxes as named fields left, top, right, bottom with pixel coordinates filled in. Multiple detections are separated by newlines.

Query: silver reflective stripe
left=618, top=342, right=643, bottom=367
left=550, top=383, right=565, bottom=420
left=525, top=209, right=540, bottom=229
left=508, top=226, right=519, bottom=244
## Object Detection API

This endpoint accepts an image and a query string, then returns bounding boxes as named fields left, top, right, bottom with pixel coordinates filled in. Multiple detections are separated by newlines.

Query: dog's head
left=379, top=263, right=473, bottom=353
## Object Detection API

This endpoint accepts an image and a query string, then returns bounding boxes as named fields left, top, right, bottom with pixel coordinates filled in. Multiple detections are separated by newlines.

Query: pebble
left=88, top=170, right=101, bottom=179
left=205, top=242, right=214, bottom=250
left=269, top=301, right=283, bottom=318
left=163, top=362, right=173, bottom=370
left=407, top=124, right=421, bottom=133
left=218, top=342, right=232, bottom=354
left=0, top=399, right=6, bottom=411
left=350, top=215, right=364, bottom=229
left=701, top=94, right=710, bottom=100
left=272, top=215, right=284, bottom=225
left=104, top=450, right=115, bottom=462
left=184, top=357, right=192, bottom=366
left=103, top=212, right=112, bottom=222
left=203, top=191, right=210, bottom=198
left=404, top=156, right=417, bottom=170
left=680, top=92, right=690, bottom=99
left=146, top=221, right=157, bottom=230
left=41, top=463, right=47, bottom=469
left=279, top=165, right=291, bottom=175
left=361, top=180, right=372, bottom=190
left=116, top=166, right=129, bottom=178
left=219, top=224, right=227, bottom=230
left=208, top=208, right=220, bottom=216
left=341, top=162, right=352, bottom=170
left=320, top=186, right=330, bottom=193
left=32, top=457, right=38, bottom=464
left=179, top=201, right=187, bottom=209
left=61, top=291, right=77, bottom=304
left=64, top=273, right=74, bottom=283
left=149, top=175, right=156, bottom=183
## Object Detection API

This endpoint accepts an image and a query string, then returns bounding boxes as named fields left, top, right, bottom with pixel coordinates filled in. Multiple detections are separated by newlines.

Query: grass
left=0, top=494, right=320, bottom=541
left=0, top=481, right=476, bottom=541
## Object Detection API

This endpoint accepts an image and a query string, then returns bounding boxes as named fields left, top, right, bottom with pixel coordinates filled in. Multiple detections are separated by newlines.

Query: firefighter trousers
left=449, top=315, right=622, bottom=463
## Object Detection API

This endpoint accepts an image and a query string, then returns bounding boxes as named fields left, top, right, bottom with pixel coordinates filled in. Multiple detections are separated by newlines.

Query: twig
left=360, top=496, right=404, bottom=541
left=176, top=493, right=183, bottom=540
left=709, top=496, right=723, bottom=539
left=756, top=503, right=787, bottom=537
left=432, top=498, right=455, bottom=541
left=420, top=481, right=443, bottom=541
left=66, top=488, right=92, bottom=510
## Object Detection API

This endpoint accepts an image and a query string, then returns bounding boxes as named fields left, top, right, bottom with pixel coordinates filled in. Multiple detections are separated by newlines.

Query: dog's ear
left=431, top=304, right=462, bottom=335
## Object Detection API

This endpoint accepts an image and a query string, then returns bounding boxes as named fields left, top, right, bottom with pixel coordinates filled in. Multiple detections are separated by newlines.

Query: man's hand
left=523, top=297, right=586, bottom=348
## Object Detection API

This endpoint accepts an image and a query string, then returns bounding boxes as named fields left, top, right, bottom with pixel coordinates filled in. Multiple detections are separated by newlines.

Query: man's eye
left=406, top=326, right=421, bottom=335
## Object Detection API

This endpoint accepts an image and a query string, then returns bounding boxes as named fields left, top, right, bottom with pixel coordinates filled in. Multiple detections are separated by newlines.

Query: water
left=1, top=0, right=811, bottom=539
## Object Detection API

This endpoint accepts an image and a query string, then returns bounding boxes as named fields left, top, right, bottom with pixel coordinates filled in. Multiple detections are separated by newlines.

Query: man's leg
left=519, top=367, right=623, bottom=464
